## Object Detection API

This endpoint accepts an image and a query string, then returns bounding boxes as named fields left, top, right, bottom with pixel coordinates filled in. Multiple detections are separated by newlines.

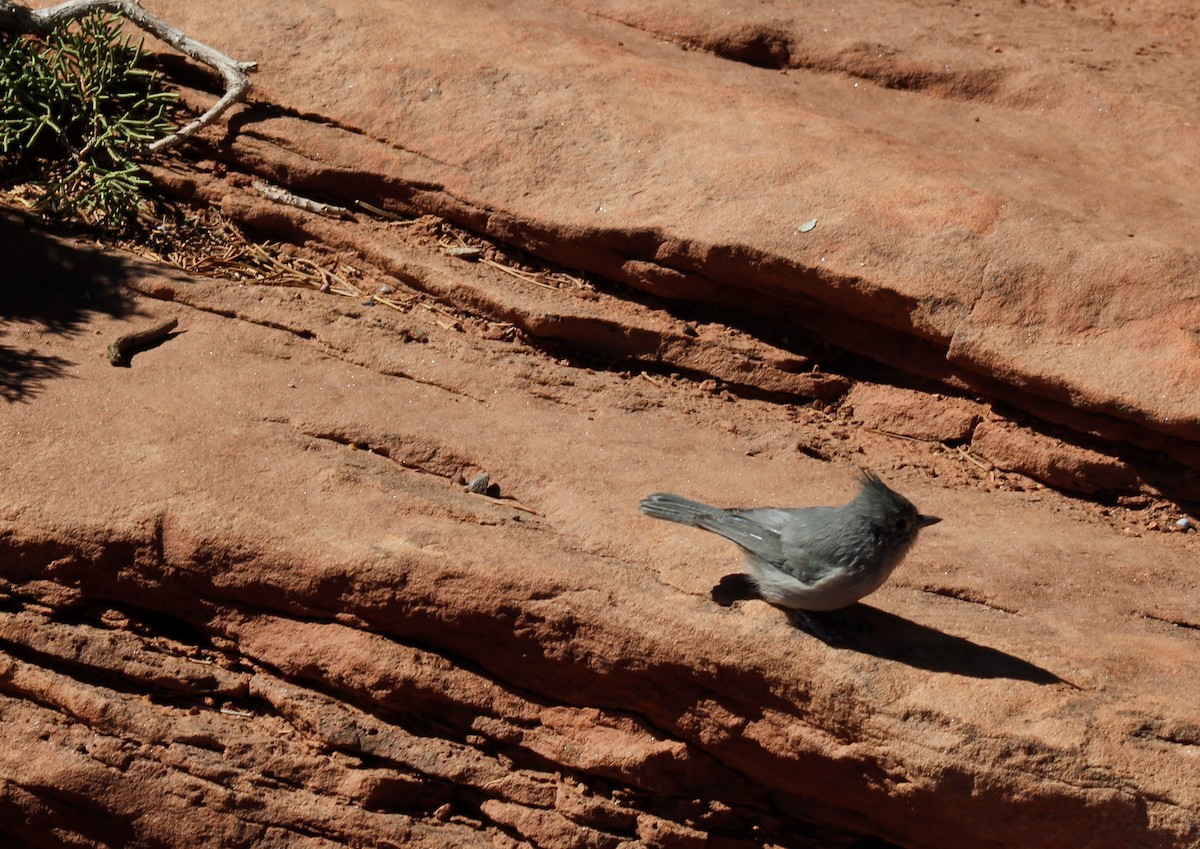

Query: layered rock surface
left=3, top=1, right=1200, bottom=848
left=144, top=0, right=1200, bottom=490
left=3, top=212, right=1199, bottom=848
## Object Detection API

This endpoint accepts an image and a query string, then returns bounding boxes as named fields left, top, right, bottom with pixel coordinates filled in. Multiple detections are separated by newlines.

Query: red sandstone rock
left=2, top=212, right=1199, bottom=849
left=846, top=384, right=982, bottom=443
left=971, top=419, right=1140, bottom=495
left=142, top=0, right=1200, bottom=481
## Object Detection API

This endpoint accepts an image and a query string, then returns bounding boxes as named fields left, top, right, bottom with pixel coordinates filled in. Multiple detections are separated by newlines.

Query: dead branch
left=252, top=180, right=353, bottom=220
left=0, top=0, right=255, bottom=152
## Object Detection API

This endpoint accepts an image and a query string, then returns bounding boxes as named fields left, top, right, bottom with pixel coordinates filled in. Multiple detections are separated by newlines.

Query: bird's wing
left=693, top=510, right=786, bottom=568
left=735, top=508, right=835, bottom=583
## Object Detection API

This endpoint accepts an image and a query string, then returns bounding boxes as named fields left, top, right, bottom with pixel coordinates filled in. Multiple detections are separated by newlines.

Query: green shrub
left=0, top=12, right=177, bottom=227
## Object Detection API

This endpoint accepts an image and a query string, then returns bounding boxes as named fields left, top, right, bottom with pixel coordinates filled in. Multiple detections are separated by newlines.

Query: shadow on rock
left=830, top=604, right=1070, bottom=685
left=712, top=573, right=1068, bottom=685
left=0, top=208, right=138, bottom=400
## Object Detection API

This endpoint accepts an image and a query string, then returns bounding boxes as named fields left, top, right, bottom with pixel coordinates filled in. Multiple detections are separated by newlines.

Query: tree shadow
left=0, top=343, right=73, bottom=402
left=0, top=207, right=138, bottom=400
left=712, top=574, right=1071, bottom=686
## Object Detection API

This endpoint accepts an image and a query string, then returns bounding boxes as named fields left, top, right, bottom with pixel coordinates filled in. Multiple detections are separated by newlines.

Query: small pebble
left=466, top=472, right=490, bottom=494
left=319, top=282, right=331, bottom=293
left=1175, top=517, right=1192, bottom=532
left=378, top=284, right=394, bottom=295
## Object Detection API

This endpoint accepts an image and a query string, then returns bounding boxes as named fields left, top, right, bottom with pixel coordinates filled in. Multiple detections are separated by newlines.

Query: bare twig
left=863, top=426, right=936, bottom=443
left=253, top=180, right=352, bottom=219
left=355, top=200, right=410, bottom=222
left=957, top=445, right=995, bottom=472
left=0, top=0, right=255, bottom=151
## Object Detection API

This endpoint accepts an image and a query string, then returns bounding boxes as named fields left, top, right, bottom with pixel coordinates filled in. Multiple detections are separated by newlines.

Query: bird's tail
left=639, top=493, right=722, bottom=526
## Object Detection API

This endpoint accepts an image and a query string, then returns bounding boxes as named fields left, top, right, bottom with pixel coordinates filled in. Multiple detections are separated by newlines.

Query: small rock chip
left=466, top=473, right=491, bottom=494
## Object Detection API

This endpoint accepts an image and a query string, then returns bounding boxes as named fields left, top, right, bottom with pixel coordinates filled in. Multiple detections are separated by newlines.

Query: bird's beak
left=918, top=514, right=942, bottom=528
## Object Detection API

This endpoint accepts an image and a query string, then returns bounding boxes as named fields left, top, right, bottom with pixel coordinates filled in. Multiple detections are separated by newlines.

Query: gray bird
left=640, top=471, right=940, bottom=613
